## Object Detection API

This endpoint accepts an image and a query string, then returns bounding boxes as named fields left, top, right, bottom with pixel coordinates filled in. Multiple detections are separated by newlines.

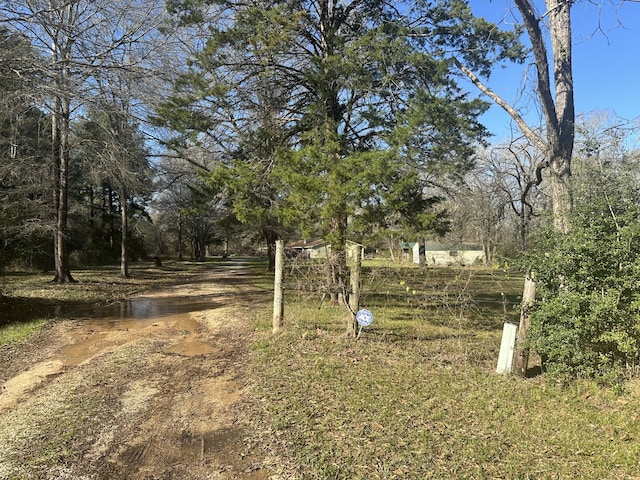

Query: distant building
left=286, top=239, right=364, bottom=260
left=286, top=239, right=330, bottom=259
left=400, top=241, right=484, bottom=265
left=424, top=243, right=484, bottom=266
left=399, top=241, right=421, bottom=263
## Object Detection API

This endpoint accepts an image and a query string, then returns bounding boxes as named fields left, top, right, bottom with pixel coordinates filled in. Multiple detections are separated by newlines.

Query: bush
left=525, top=180, right=640, bottom=383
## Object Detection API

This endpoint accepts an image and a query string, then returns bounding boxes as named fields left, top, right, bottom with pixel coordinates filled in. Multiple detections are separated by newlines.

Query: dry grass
left=249, top=262, right=640, bottom=479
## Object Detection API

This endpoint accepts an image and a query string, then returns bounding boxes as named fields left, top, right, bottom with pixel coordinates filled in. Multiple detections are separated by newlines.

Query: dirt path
left=0, top=262, right=272, bottom=480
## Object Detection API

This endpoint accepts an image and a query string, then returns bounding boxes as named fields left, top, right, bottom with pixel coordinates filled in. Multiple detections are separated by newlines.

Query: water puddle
left=60, top=333, right=113, bottom=366
left=0, top=293, right=222, bottom=329
left=83, top=295, right=222, bottom=328
left=58, top=295, right=222, bottom=365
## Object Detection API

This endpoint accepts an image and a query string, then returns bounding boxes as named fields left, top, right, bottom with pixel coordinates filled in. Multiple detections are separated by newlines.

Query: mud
left=0, top=263, right=273, bottom=480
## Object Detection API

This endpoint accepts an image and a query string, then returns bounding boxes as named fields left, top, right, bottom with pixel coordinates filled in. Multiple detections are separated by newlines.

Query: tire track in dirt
left=0, top=263, right=272, bottom=480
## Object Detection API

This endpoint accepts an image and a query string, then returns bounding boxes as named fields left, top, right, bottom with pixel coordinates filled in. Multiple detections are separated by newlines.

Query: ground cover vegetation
left=4, top=261, right=640, bottom=478
left=250, top=260, right=640, bottom=479
left=2, top=3, right=640, bottom=473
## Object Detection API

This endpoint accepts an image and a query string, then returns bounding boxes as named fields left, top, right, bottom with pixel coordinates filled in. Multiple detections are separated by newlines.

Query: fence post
left=273, top=240, right=284, bottom=334
left=515, top=276, right=536, bottom=376
left=347, top=244, right=362, bottom=337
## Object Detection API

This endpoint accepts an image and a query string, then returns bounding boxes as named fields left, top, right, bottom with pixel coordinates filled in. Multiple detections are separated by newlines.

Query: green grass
left=250, top=263, right=640, bottom=479
left=0, top=319, right=47, bottom=346
left=1, top=260, right=219, bottom=301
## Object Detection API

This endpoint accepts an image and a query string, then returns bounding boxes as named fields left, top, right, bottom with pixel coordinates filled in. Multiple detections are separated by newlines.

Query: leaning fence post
left=515, top=276, right=536, bottom=376
left=273, top=240, right=284, bottom=334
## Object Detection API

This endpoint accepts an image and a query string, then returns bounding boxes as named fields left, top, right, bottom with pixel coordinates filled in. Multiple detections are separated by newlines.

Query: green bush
left=526, top=180, right=640, bottom=383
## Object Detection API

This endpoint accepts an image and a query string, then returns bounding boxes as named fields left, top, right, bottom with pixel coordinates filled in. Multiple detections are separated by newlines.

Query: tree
left=525, top=153, right=640, bottom=383
left=448, top=0, right=574, bottom=232
left=494, top=142, right=545, bottom=251
left=74, top=106, right=152, bottom=277
left=1, top=0, right=172, bottom=282
left=448, top=142, right=544, bottom=261
left=203, top=70, right=294, bottom=271
left=151, top=150, right=230, bottom=260
left=443, top=0, right=575, bottom=231
left=523, top=113, right=640, bottom=382
left=0, top=28, right=53, bottom=271
left=160, top=0, right=517, bottom=311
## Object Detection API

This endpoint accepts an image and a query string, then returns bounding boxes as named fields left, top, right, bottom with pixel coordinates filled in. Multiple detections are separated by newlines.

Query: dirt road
left=0, top=262, right=273, bottom=480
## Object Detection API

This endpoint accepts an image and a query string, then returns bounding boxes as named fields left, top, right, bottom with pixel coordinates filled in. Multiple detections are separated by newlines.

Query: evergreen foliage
left=0, top=28, right=53, bottom=271
left=156, top=0, right=523, bottom=277
left=71, top=108, right=153, bottom=265
left=526, top=156, right=640, bottom=383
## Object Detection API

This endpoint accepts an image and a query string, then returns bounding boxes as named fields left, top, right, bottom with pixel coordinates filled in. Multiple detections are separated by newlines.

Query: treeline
left=2, top=2, right=639, bottom=278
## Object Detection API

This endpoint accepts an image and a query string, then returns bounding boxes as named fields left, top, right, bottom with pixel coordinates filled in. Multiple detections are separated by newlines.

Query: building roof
left=286, top=239, right=327, bottom=249
left=424, top=243, right=483, bottom=251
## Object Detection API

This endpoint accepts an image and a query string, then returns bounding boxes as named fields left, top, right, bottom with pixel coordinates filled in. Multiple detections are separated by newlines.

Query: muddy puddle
left=0, top=293, right=221, bottom=327
left=1, top=291, right=225, bottom=413
left=81, top=295, right=223, bottom=328
left=59, top=295, right=222, bottom=365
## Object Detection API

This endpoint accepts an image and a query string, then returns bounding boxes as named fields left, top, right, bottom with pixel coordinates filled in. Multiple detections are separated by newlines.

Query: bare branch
left=452, top=57, right=547, bottom=154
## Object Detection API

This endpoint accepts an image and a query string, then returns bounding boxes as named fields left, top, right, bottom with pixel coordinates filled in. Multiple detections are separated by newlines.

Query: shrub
left=525, top=178, right=640, bottom=383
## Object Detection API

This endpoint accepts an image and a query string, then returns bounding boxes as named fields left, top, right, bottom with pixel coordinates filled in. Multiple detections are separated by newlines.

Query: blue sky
left=466, top=1, right=639, bottom=142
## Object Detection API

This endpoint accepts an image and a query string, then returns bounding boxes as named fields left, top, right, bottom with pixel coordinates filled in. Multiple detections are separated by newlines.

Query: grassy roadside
left=249, top=261, right=640, bottom=479
left=0, top=259, right=228, bottom=346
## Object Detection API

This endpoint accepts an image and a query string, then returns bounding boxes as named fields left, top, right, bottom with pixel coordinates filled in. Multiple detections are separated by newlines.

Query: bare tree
left=447, top=142, right=545, bottom=261
left=453, top=0, right=575, bottom=232
left=573, top=111, right=640, bottom=188
left=490, top=142, right=546, bottom=250
left=75, top=105, right=152, bottom=277
left=1, top=0, right=172, bottom=282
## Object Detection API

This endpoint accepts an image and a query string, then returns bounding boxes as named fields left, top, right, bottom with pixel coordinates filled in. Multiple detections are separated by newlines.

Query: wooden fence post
left=272, top=240, right=284, bottom=334
left=515, top=276, right=536, bottom=376
left=347, top=243, right=362, bottom=337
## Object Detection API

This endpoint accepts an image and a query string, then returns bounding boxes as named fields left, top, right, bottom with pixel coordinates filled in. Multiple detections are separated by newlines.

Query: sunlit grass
left=0, top=319, right=47, bottom=346
left=250, top=263, right=640, bottom=479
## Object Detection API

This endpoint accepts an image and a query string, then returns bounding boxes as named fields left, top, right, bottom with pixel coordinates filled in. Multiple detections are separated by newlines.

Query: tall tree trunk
left=51, top=98, right=61, bottom=277
left=549, top=155, right=572, bottom=234
left=49, top=3, right=76, bottom=284
left=515, top=0, right=575, bottom=231
left=387, top=235, right=395, bottom=262
left=120, top=193, right=129, bottom=278
left=108, top=187, right=115, bottom=249
left=177, top=212, right=184, bottom=261
left=327, top=212, right=348, bottom=304
left=52, top=95, right=75, bottom=284
left=458, top=0, right=575, bottom=232
left=265, top=229, right=278, bottom=272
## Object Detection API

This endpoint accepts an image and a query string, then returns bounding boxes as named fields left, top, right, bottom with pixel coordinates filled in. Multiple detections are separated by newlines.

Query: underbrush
left=250, top=263, right=640, bottom=479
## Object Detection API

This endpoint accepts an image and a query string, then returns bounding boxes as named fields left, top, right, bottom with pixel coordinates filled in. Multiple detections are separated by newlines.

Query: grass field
left=250, top=260, right=640, bottom=479
left=4, top=259, right=640, bottom=478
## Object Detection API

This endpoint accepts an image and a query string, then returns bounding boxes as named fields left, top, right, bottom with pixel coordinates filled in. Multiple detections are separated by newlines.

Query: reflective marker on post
left=356, top=309, right=373, bottom=339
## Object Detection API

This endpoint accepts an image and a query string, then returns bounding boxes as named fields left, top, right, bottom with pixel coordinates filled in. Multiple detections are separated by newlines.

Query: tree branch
left=452, top=57, right=547, bottom=154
